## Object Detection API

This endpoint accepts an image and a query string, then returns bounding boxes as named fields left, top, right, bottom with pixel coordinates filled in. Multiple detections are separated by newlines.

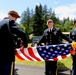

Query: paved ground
left=14, top=64, right=71, bottom=75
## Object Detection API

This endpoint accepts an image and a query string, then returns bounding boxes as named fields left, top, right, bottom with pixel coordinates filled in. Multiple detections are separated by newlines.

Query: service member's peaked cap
left=8, top=10, right=20, bottom=18
left=47, top=19, right=53, bottom=25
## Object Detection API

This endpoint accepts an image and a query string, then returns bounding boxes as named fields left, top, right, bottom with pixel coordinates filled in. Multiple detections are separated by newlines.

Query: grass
left=15, top=43, right=73, bottom=69
left=15, top=56, right=72, bottom=69
left=15, top=59, right=45, bottom=67
left=58, top=56, right=72, bottom=69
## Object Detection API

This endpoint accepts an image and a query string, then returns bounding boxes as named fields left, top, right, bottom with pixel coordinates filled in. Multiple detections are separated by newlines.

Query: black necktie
left=50, top=29, right=51, bottom=33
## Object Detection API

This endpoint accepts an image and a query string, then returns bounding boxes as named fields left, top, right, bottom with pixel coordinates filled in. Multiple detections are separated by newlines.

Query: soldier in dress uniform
left=69, top=20, right=76, bottom=75
left=37, top=19, right=72, bottom=75
left=0, top=10, right=28, bottom=75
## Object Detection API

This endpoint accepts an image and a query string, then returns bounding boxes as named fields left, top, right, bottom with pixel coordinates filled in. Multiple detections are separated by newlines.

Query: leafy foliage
left=19, top=4, right=74, bottom=42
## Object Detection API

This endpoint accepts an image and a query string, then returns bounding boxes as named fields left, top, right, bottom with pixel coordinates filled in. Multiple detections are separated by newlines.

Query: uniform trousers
left=45, top=61, right=57, bottom=75
left=0, top=61, right=14, bottom=75
left=72, top=54, right=76, bottom=75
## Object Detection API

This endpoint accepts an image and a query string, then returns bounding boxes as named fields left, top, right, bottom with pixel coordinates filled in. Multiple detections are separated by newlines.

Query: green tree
left=20, top=7, right=33, bottom=38
left=19, top=4, right=74, bottom=38
left=42, top=5, right=52, bottom=30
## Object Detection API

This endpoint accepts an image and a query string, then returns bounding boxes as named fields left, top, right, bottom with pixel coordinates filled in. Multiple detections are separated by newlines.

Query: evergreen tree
left=42, top=5, right=50, bottom=30
left=20, top=7, right=33, bottom=41
left=33, top=4, right=44, bottom=36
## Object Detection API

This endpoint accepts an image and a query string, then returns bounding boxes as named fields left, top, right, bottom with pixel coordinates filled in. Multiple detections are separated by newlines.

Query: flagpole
left=10, top=62, right=14, bottom=75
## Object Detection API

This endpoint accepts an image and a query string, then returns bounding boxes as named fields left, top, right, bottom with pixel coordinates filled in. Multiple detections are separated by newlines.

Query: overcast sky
left=0, top=0, right=76, bottom=23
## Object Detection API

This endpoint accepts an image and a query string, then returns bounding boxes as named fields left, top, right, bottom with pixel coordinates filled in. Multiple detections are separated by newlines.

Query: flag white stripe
left=57, top=56, right=63, bottom=60
left=16, top=49, right=30, bottom=61
left=57, top=54, right=71, bottom=60
left=66, top=54, right=71, bottom=57
left=32, top=47, right=44, bottom=61
left=24, top=48, right=37, bottom=61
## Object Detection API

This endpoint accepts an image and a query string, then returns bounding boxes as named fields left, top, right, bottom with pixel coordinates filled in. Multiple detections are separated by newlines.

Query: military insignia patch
left=72, top=32, right=75, bottom=35
left=53, top=31, right=57, bottom=35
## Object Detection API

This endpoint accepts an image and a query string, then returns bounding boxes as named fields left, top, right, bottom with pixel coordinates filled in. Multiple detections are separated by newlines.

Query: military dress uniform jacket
left=0, top=17, right=28, bottom=65
left=38, top=27, right=72, bottom=46
left=70, top=28, right=76, bottom=42
left=69, top=27, right=76, bottom=75
left=70, top=28, right=76, bottom=55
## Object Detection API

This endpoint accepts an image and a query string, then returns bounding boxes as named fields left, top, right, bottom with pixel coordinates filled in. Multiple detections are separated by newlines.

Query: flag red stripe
left=70, top=49, right=74, bottom=55
left=16, top=52, right=24, bottom=60
left=28, top=47, right=41, bottom=61
left=53, top=58, right=58, bottom=61
left=20, top=48, right=33, bottom=61
left=61, top=55, right=67, bottom=59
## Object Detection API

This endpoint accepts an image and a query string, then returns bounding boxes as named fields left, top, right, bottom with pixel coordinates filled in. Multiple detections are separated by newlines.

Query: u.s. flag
left=16, top=43, right=74, bottom=62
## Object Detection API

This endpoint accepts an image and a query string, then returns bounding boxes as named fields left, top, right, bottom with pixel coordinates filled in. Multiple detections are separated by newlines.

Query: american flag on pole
left=16, top=43, right=74, bottom=61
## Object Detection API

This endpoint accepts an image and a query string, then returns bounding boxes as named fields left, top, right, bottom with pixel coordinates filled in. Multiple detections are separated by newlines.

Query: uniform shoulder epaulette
left=55, top=28, right=60, bottom=31
left=44, top=28, right=48, bottom=33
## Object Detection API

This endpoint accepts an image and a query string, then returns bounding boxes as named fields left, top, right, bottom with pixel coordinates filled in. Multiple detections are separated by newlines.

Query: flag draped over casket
left=16, top=43, right=74, bottom=62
